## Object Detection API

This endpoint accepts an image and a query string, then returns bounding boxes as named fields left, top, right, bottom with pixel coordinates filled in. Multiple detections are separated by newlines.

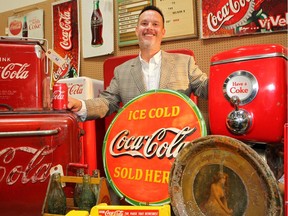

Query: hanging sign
left=51, top=0, right=80, bottom=87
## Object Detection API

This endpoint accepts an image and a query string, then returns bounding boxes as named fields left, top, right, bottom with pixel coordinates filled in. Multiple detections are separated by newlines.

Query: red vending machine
left=209, top=44, right=287, bottom=144
left=208, top=44, right=287, bottom=214
left=0, top=38, right=84, bottom=216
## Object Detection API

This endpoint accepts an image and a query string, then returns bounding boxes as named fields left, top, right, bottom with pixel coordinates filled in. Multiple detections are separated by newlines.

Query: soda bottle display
left=47, top=173, right=66, bottom=214
left=91, top=0, right=103, bottom=47
left=79, top=174, right=96, bottom=212
left=22, top=16, right=28, bottom=37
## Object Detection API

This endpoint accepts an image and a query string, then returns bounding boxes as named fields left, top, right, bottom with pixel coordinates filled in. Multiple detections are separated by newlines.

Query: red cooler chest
left=0, top=39, right=50, bottom=111
left=209, top=44, right=287, bottom=144
left=0, top=110, right=82, bottom=216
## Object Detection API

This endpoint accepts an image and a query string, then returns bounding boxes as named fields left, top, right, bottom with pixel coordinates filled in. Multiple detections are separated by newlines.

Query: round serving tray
left=169, top=135, right=283, bottom=216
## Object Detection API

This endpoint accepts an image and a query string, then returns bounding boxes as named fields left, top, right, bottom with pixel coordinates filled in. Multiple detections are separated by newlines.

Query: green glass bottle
left=79, top=174, right=96, bottom=212
left=91, top=169, right=100, bottom=204
left=73, top=168, right=84, bottom=207
left=47, top=173, right=66, bottom=214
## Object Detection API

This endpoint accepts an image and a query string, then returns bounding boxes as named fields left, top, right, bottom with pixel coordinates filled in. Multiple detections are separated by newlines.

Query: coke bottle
left=47, top=173, right=66, bottom=214
left=91, top=169, right=100, bottom=204
left=73, top=168, right=84, bottom=207
left=22, top=16, right=28, bottom=37
left=91, top=0, right=103, bottom=47
left=79, top=174, right=96, bottom=212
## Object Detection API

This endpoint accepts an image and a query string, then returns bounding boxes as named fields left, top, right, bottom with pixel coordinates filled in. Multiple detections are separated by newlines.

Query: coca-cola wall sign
left=103, top=90, right=207, bottom=206
left=80, top=0, right=114, bottom=58
left=52, top=0, right=80, bottom=84
left=8, top=9, right=44, bottom=38
left=200, top=0, right=288, bottom=39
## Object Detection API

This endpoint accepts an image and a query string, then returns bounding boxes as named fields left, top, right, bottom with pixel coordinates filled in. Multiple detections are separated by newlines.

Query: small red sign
left=9, top=20, right=22, bottom=36
left=98, top=209, right=159, bottom=216
left=103, top=90, right=207, bottom=205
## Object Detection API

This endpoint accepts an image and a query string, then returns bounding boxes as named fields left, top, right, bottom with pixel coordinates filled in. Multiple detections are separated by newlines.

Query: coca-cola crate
left=0, top=38, right=50, bottom=110
left=42, top=175, right=111, bottom=216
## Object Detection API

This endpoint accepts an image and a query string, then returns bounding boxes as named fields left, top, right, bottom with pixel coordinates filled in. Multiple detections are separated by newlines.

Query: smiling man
left=68, top=5, right=208, bottom=121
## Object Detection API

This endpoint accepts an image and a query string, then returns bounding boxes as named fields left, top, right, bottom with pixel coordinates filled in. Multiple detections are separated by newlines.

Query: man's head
left=135, top=5, right=166, bottom=51
left=138, top=5, right=165, bottom=26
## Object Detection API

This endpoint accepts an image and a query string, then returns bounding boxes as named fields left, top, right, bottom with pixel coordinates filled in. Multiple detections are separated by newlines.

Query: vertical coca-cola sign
left=52, top=0, right=80, bottom=85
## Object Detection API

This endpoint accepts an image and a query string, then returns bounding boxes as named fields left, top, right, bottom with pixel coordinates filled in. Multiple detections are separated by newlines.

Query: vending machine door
left=0, top=110, right=82, bottom=216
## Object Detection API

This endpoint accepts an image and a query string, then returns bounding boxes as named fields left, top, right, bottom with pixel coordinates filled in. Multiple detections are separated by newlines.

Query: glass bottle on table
left=47, top=173, right=66, bottom=214
left=79, top=174, right=96, bottom=212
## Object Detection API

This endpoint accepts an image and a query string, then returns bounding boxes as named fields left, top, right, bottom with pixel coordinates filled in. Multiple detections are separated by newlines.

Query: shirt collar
left=139, top=50, right=162, bottom=65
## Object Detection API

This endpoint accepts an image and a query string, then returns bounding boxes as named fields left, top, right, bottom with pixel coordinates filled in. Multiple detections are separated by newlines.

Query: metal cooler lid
left=211, top=44, right=288, bottom=65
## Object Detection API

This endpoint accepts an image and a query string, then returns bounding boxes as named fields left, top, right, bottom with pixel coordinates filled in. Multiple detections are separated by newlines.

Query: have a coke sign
left=103, top=90, right=207, bottom=205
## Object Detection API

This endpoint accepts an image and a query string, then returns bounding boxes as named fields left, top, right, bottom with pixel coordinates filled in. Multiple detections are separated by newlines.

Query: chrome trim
left=211, top=52, right=287, bottom=66
left=0, top=128, right=59, bottom=137
left=223, top=71, right=258, bottom=105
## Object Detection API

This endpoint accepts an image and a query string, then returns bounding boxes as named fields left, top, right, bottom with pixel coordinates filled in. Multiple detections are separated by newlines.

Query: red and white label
left=224, top=71, right=259, bottom=104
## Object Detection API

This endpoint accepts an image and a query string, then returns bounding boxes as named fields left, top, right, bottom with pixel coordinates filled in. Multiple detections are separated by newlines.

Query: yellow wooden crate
left=42, top=175, right=111, bottom=216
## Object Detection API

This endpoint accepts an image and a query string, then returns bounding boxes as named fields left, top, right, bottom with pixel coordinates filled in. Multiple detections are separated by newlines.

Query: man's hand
left=67, top=96, right=82, bottom=112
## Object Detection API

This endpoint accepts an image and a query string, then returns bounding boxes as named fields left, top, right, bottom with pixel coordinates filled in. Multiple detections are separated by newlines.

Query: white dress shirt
left=139, top=50, right=161, bottom=90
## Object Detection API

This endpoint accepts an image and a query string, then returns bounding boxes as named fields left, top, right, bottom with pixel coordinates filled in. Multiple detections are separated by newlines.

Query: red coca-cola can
left=53, top=83, right=68, bottom=110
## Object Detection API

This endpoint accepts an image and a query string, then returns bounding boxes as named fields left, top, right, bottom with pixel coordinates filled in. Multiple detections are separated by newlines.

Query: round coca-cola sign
left=103, top=90, right=207, bottom=205
left=9, top=20, right=22, bottom=36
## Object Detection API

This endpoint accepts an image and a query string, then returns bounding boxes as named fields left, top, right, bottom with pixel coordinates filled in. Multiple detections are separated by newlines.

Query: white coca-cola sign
left=0, top=145, right=56, bottom=185
left=207, top=0, right=254, bottom=31
left=58, top=8, right=72, bottom=50
left=0, top=63, right=30, bottom=79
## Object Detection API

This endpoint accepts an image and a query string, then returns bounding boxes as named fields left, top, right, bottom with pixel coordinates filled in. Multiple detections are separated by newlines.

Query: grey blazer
left=85, top=50, right=208, bottom=120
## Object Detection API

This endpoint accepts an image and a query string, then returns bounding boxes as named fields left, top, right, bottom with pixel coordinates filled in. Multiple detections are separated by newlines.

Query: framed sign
left=154, top=0, right=198, bottom=41
left=200, top=0, right=288, bottom=39
left=117, top=0, right=152, bottom=47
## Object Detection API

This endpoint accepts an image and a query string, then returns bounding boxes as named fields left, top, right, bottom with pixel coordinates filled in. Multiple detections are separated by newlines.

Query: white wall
left=0, top=0, right=46, bottom=13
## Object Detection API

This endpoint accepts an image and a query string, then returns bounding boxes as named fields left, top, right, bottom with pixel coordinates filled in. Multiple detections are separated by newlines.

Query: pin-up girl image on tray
left=201, top=171, right=233, bottom=216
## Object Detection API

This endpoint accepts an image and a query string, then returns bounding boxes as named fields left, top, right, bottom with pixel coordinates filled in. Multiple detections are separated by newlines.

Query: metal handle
left=0, top=128, right=59, bottom=137
left=0, top=104, right=14, bottom=111
left=230, top=95, right=240, bottom=111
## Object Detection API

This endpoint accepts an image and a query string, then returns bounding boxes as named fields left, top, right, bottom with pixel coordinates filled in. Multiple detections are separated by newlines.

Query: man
left=68, top=5, right=208, bottom=120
